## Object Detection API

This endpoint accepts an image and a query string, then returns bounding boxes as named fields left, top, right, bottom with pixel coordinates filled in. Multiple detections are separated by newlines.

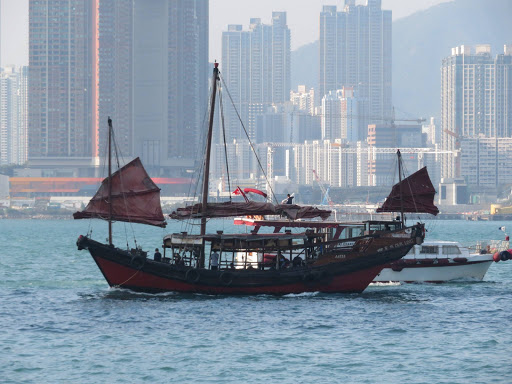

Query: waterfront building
left=441, top=44, right=512, bottom=179
left=222, top=12, right=291, bottom=141
left=321, top=87, right=366, bottom=142
left=8, top=176, right=191, bottom=198
left=288, top=140, right=360, bottom=188
left=254, top=140, right=440, bottom=191
left=319, top=1, right=392, bottom=135
left=460, top=137, right=512, bottom=187
left=0, top=66, right=28, bottom=165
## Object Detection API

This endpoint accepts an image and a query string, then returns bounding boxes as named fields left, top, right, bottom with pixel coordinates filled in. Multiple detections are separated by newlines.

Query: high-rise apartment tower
left=221, top=12, right=291, bottom=141
left=319, top=1, right=392, bottom=137
left=28, top=0, right=95, bottom=161
left=441, top=45, right=512, bottom=178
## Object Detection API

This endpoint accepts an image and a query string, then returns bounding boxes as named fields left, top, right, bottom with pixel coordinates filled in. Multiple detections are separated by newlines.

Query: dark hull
left=77, top=233, right=421, bottom=294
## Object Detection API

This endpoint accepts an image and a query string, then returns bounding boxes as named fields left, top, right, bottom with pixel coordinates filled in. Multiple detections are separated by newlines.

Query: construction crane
left=312, top=169, right=334, bottom=206
left=259, top=142, right=456, bottom=155
left=389, top=107, right=426, bottom=126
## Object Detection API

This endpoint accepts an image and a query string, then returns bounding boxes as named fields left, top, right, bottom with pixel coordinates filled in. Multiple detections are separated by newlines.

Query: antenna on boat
left=108, top=117, right=113, bottom=245
left=199, top=62, right=219, bottom=267
left=397, top=149, right=405, bottom=227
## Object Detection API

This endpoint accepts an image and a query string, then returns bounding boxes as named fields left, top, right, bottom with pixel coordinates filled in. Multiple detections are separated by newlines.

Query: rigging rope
left=400, top=159, right=421, bottom=217
left=113, top=269, right=140, bottom=288
left=182, top=81, right=212, bottom=234
left=218, top=82, right=232, bottom=200
left=218, top=72, right=278, bottom=204
left=109, top=120, right=137, bottom=247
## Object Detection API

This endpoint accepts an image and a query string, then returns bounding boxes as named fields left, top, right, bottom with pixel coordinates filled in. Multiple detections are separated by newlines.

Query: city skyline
left=2, top=0, right=451, bottom=67
left=1, top=0, right=512, bottom=195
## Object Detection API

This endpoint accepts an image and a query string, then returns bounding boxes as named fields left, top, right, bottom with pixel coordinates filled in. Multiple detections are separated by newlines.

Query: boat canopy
left=169, top=201, right=331, bottom=221
left=164, top=232, right=314, bottom=251
left=377, top=166, right=439, bottom=216
left=73, top=157, right=167, bottom=227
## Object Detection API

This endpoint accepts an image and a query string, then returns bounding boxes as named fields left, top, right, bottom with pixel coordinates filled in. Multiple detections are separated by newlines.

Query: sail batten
left=170, top=201, right=331, bottom=221
left=377, top=166, right=439, bottom=216
left=73, top=157, right=167, bottom=227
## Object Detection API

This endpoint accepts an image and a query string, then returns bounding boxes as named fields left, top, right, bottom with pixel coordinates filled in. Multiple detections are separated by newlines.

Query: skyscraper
left=28, top=0, right=95, bottom=161
left=97, top=0, right=133, bottom=159
left=100, top=0, right=209, bottom=173
left=441, top=45, right=512, bottom=178
left=221, top=12, right=291, bottom=141
left=29, top=0, right=209, bottom=175
left=166, top=0, right=209, bottom=171
left=319, top=1, right=392, bottom=137
left=0, top=67, right=28, bottom=165
left=98, top=0, right=208, bottom=174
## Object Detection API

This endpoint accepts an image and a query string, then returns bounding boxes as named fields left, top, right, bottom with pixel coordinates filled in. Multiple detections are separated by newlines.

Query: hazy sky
left=1, top=0, right=451, bottom=66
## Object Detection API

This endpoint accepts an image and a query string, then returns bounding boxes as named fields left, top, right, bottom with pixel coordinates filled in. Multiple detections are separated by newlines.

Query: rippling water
left=1, top=219, right=512, bottom=383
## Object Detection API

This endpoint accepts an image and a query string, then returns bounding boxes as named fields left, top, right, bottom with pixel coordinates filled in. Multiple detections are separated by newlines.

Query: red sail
left=170, top=202, right=331, bottom=221
left=376, top=167, right=439, bottom=216
left=170, top=202, right=277, bottom=219
left=276, top=204, right=332, bottom=220
left=73, top=158, right=167, bottom=227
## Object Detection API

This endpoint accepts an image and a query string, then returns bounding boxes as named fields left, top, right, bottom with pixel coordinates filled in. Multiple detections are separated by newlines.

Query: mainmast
left=108, top=117, right=113, bottom=245
left=199, top=63, right=219, bottom=267
left=397, top=149, right=405, bottom=226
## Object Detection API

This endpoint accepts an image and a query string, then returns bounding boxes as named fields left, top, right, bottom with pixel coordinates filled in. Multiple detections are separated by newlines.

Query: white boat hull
left=374, top=259, right=494, bottom=283
left=372, top=239, right=511, bottom=283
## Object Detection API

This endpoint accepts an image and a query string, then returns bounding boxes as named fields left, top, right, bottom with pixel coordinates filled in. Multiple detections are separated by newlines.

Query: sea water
left=1, top=219, right=511, bottom=383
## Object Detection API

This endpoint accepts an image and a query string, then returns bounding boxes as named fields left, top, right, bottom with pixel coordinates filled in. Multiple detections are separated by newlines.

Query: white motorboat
left=373, top=240, right=511, bottom=283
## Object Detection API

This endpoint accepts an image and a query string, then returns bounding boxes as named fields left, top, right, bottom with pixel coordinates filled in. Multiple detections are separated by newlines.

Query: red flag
left=244, top=188, right=268, bottom=199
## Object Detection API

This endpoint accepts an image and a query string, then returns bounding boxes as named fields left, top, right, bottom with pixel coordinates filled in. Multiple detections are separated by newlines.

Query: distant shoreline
left=0, top=214, right=72, bottom=220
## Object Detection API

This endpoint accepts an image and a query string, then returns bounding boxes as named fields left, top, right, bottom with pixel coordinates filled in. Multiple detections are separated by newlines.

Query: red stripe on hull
left=94, top=256, right=382, bottom=294
left=386, top=260, right=489, bottom=269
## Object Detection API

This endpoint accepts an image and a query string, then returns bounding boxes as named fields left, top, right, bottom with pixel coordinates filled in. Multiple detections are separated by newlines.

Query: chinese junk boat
left=74, top=63, right=437, bottom=294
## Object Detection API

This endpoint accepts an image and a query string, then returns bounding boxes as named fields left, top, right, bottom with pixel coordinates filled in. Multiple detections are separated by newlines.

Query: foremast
left=199, top=63, right=219, bottom=268
left=108, top=117, right=113, bottom=245
left=397, top=149, right=404, bottom=226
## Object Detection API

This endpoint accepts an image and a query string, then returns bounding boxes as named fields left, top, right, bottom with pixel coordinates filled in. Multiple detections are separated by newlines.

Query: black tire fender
left=219, top=271, right=233, bottom=286
left=130, top=255, right=145, bottom=270
left=303, top=271, right=321, bottom=283
left=499, top=250, right=511, bottom=261
left=186, top=268, right=200, bottom=283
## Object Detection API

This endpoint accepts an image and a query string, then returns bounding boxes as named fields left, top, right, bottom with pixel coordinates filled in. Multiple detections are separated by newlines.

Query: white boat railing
left=470, top=240, right=509, bottom=254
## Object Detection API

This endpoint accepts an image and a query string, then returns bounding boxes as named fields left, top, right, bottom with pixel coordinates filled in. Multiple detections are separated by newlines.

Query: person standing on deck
left=154, top=248, right=162, bottom=262
left=282, top=193, right=294, bottom=204
left=211, top=250, right=219, bottom=271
